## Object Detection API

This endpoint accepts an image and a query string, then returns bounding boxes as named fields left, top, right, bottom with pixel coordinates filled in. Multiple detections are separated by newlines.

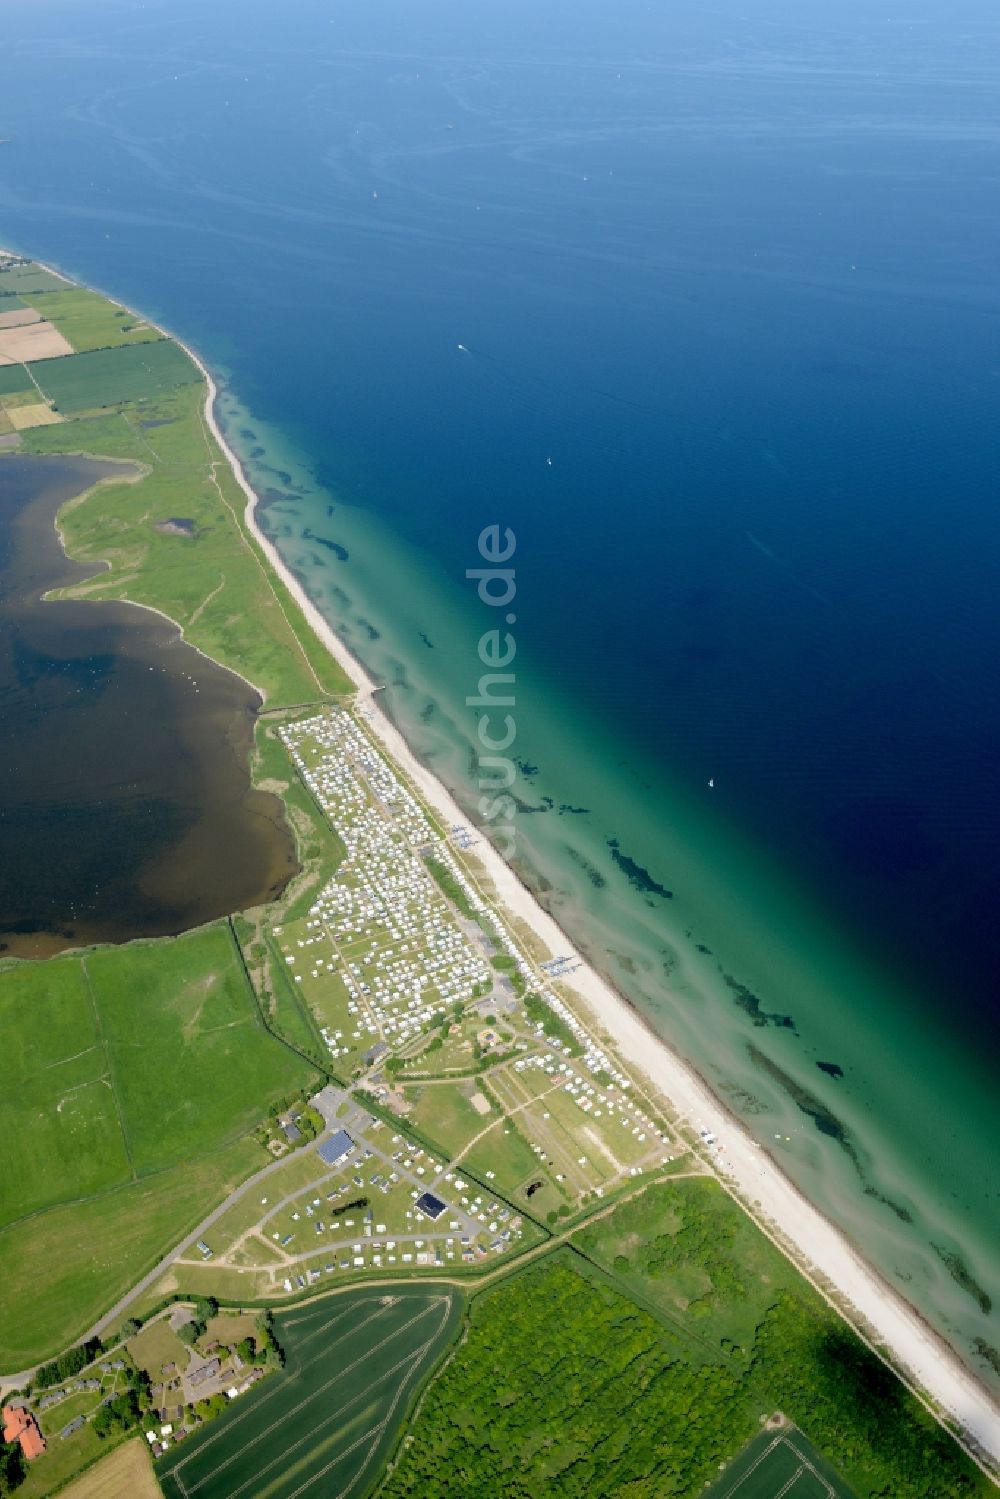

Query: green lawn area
left=83, top=924, right=309, bottom=1174
left=37, top=1386, right=105, bottom=1437
left=157, top=1287, right=462, bottom=1499
left=464, top=1111, right=555, bottom=1202
left=0, top=1137, right=259, bottom=1369
left=0, top=924, right=317, bottom=1367
left=402, top=1081, right=495, bottom=1161
left=28, top=287, right=162, bottom=352
left=128, top=1317, right=188, bottom=1382
left=263, top=929, right=330, bottom=1063
left=31, top=339, right=199, bottom=412
left=0, top=958, right=130, bottom=1224
left=424, top=854, right=477, bottom=920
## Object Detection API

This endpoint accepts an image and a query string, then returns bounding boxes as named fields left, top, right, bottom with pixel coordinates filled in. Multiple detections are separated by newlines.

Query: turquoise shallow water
left=237, top=411, right=999, bottom=1388
left=0, top=0, right=997, bottom=1387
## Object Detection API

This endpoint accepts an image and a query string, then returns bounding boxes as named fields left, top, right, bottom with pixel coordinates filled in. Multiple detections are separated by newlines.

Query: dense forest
left=381, top=1260, right=754, bottom=1498
left=381, top=1180, right=993, bottom=1498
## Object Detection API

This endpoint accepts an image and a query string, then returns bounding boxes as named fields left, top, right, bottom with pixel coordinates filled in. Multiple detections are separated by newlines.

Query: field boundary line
left=786, top=1435, right=835, bottom=1498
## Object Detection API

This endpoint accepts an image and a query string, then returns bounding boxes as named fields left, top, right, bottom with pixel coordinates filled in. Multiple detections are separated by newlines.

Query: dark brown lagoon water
left=0, top=454, right=296, bottom=956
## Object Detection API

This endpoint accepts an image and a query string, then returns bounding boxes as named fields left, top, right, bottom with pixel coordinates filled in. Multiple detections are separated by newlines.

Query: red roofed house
left=3, top=1402, right=46, bottom=1461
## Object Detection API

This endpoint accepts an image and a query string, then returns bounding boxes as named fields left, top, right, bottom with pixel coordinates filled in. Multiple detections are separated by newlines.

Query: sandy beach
left=179, top=352, right=1000, bottom=1471
left=10, top=237, right=997, bottom=1469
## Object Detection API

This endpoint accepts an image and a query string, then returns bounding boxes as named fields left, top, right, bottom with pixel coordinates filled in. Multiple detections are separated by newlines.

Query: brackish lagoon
left=0, top=454, right=295, bottom=956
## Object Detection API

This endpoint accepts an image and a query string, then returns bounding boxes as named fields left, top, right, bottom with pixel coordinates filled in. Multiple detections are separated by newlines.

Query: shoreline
left=10, top=246, right=1000, bottom=1468
left=195, top=356, right=1000, bottom=1469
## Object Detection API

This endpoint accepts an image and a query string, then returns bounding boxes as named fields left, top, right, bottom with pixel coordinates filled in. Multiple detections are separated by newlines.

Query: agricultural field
left=0, top=263, right=68, bottom=294
left=0, top=923, right=313, bottom=1366
left=0, top=362, right=33, bottom=395
left=28, top=286, right=161, bottom=352
left=706, top=1427, right=856, bottom=1499
left=57, top=1438, right=161, bottom=1499
left=157, top=1287, right=461, bottom=1499
left=15, top=1429, right=159, bottom=1499
left=32, top=339, right=199, bottom=412
left=0, top=318, right=73, bottom=362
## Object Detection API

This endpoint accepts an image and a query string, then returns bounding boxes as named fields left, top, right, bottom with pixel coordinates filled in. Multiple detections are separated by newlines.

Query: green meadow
left=82, top=923, right=308, bottom=1172
left=0, top=364, right=33, bottom=396
left=0, top=924, right=312, bottom=1367
left=0, top=264, right=66, bottom=294
left=573, top=1176, right=804, bottom=1365
left=27, top=286, right=162, bottom=353
left=32, top=339, right=199, bottom=412
left=0, top=958, right=129, bottom=1224
left=0, top=1139, right=260, bottom=1372
left=23, top=381, right=349, bottom=706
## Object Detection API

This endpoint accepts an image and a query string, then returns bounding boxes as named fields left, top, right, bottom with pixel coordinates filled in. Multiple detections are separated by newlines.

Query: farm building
left=2, top=1403, right=46, bottom=1461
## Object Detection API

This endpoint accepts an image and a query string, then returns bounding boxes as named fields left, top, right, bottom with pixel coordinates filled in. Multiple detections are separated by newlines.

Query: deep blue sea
left=2, top=0, right=998, bottom=1381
